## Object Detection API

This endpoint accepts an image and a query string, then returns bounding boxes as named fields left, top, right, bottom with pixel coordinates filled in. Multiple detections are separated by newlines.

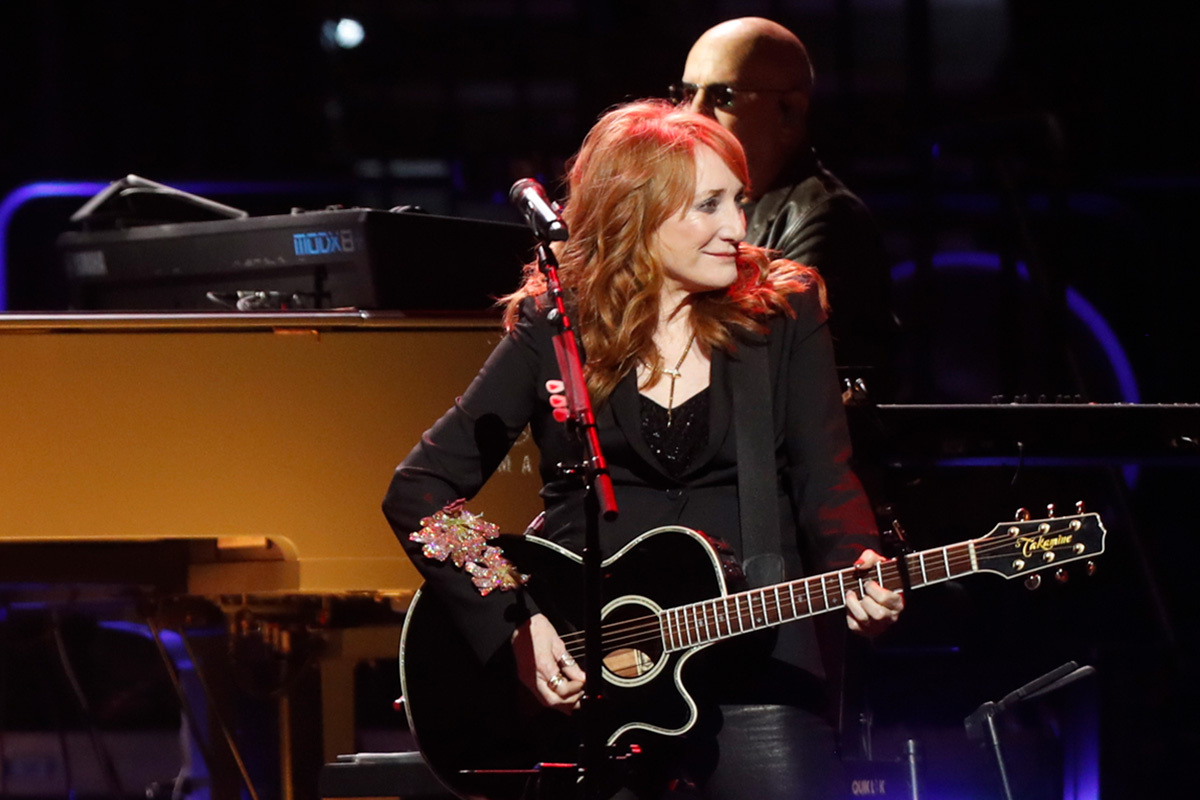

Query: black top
left=640, top=388, right=710, bottom=478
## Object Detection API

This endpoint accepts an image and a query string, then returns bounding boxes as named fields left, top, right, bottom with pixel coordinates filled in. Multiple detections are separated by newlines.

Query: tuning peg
left=1046, top=503, right=1056, bottom=518
left=1075, top=500, right=1086, bottom=514
left=1086, top=561, right=1098, bottom=577
left=1015, top=508, right=1031, bottom=521
left=1055, top=569, right=1069, bottom=584
left=1024, top=574, right=1042, bottom=591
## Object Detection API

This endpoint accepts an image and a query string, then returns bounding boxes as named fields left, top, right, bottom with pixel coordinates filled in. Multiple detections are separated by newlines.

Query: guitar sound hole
left=599, top=597, right=667, bottom=684
left=603, top=647, right=657, bottom=679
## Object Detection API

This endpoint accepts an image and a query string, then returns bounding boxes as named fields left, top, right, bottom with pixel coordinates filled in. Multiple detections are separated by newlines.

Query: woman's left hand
left=844, top=549, right=904, bottom=637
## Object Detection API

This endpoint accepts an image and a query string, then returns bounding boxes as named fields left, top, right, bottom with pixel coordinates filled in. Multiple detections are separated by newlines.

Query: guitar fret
left=821, top=575, right=829, bottom=609
left=734, top=595, right=744, bottom=633
left=664, top=610, right=676, bottom=650
left=678, top=608, right=690, bottom=647
left=773, top=586, right=782, bottom=623
left=942, top=547, right=951, bottom=578
left=804, top=579, right=812, bottom=613
left=857, top=575, right=866, bottom=597
left=876, top=562, right=885, bottom=586
left=837, top=571, right=846, bottom=606
left=918, top=551, right=928, bottom=585
left=722, top=596, right=732, bottom=637
left=688, top=606, right=699, bottom=645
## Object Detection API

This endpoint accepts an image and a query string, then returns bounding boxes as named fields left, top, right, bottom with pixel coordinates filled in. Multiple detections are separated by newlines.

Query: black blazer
left=383, top=285, right=878, bottom=670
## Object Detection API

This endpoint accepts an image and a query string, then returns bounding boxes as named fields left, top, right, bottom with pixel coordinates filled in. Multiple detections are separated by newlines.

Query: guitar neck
left=659, top=541, right=976, bottom=651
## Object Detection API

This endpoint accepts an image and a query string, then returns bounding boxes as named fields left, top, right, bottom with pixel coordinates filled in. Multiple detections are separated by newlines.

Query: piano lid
left=0, top=312, right=543, bottom=602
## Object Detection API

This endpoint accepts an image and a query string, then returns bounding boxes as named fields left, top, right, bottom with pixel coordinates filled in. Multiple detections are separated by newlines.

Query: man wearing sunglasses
left=674, top=17, right=893, bottom=373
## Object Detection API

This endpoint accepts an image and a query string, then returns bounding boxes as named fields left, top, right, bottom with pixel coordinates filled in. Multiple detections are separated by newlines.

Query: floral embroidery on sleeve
left=409, top=499, right=529, bottom=596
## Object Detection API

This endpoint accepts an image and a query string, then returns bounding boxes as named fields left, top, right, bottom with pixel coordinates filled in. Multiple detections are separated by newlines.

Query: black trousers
left=609, top=654, right=846, bottom=800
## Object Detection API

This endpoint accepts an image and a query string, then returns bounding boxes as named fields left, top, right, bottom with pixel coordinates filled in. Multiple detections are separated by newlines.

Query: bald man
left=676, top=17, right=893, bottom=372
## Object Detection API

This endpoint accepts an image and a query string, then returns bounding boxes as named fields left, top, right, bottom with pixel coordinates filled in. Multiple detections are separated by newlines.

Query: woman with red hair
left=385, top=100, right=902, bottom=800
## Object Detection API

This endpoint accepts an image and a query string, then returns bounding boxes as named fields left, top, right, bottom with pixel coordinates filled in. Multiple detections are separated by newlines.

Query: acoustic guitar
left=399, top=510, right=1106, bottom=800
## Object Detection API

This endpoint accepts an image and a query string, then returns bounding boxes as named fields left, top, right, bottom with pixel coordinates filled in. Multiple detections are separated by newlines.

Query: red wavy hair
left=504, top=100, right=824, bottom=405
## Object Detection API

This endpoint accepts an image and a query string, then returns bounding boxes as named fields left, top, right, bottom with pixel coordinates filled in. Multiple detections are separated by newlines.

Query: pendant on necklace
left=663, top=332, right=696, bottom=428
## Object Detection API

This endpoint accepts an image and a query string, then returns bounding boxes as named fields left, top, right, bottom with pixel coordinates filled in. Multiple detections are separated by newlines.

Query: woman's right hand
left=511, top=613, right=586, bottom=713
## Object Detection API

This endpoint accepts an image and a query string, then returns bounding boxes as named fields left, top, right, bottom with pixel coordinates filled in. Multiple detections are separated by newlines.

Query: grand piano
left=0, top=309, right=544, bottom=800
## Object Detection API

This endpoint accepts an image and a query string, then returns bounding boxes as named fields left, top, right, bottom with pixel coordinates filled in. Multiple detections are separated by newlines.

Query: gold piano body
left=0, top=311, right=542, bottom=796
left=0, top=310, right=541, bottom=596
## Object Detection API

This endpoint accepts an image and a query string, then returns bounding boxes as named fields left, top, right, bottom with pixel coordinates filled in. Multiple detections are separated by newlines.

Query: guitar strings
left=557, top=528, right=1085, bottom=657
left=554, top=524, right=1089, bottom=660
left=559, top=535, right=1076, bottom=658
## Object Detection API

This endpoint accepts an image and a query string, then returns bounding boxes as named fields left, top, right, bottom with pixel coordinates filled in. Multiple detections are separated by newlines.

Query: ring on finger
left=556, top=653, right=576, bottom=669
left=547, top=673, right=565, bottom=690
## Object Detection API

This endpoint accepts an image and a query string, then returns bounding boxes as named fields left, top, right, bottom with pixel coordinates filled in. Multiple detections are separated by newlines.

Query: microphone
left=509, top=178, right=568, bottom=242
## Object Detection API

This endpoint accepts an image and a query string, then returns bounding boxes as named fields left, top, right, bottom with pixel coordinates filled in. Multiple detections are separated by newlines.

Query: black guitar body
left=399, top=526, right=739, bottom=800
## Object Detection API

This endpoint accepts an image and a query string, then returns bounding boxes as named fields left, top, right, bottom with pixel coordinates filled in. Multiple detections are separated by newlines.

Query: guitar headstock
left=973, top=506, right=1107, bottom=581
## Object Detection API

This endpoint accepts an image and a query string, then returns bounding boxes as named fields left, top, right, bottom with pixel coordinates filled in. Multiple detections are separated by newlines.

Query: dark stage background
left=2, top=2, right=1198, bottom=799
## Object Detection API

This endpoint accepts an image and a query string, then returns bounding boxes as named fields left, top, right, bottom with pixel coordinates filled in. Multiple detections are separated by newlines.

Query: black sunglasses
left=669, top=82, right=796, bottom=111
left=669, top=82, right=740, bottom=110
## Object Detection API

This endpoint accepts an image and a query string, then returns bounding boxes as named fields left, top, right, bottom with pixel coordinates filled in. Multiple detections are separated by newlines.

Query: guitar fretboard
left=659, top=542, right=976, bottom=651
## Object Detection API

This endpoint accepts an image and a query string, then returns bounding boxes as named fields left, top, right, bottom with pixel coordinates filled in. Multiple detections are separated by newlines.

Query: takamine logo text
left=293, top=230, right=355, bottom=256
left=1017, top=533, right=1073, bottom=558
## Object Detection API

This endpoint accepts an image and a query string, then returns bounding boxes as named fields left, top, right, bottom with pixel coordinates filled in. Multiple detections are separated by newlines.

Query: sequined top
left=639, top=388, right=710, bottom=478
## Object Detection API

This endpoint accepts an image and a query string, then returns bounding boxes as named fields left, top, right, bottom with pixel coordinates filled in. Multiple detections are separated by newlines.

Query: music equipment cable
left=145, top=616, right=223, bottom=800
left=50, top=610, right=127, bottom=799
left=174, top=626, right=264, bottom=800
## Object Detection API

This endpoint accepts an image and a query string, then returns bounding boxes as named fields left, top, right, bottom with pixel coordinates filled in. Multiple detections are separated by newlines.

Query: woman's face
left=650, top=145, right=747, bottom=303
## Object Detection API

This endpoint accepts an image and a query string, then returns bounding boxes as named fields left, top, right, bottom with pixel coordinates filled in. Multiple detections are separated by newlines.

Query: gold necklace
left=657, top=332, right=696, bottom=426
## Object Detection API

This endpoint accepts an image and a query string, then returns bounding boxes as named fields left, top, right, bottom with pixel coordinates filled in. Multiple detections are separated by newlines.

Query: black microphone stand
left=964, top=660, right=1095, bottom=800
left=530, top=233, right=619, bottom=800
